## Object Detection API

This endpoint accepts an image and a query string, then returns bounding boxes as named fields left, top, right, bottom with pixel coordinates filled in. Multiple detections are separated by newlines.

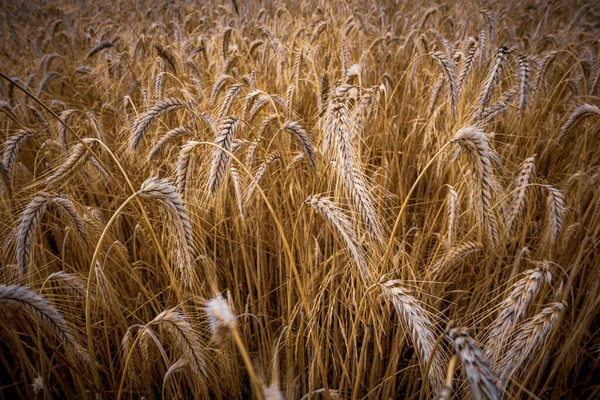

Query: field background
left=0, top=0, right=599, bottom=398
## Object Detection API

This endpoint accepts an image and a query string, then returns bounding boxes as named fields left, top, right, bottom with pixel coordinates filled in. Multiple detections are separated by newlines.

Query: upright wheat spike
left=451, top=126, right=500, bottom=247
left=325, top=96, right=385, bottom=245
left=44, top=138, right=99, bottom=189
left=485, top=262, right=551, bottom=363
left=446, top=324, right=500, bottom=400
left=504, top=155, right=536, bottom=234
left=305, top=195, right=371, bottom=280
left=380, top=280, right=444, bottom=390
left=129, top=97, right=186, bottom=151
left=497, top=302, right=565, bottom=393
left=0, top=284, right=89, bottom=363
left=545, top=185, right=565, bottom=245
left=474, top=45, right=510, bottom=120
left=445, top=185, right=459, bottom=245
left=137, top=177, right=196, bottom=286
left=208, top=117, right=239, bottom=194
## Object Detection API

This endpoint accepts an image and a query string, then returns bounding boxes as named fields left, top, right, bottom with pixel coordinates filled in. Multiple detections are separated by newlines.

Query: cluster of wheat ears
left=0, top=0, right=599, bottom=398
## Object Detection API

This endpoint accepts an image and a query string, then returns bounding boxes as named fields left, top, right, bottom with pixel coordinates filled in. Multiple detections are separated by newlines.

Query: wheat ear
left=451, top=126, right=501, bottom=247
left=505, top=155, right=536, bottom=234
left=559, top=104, right=600, bottom=140
left=474, top=45, right=510, bottom=120
left=3, top=129, right=35, bottom=175
left=485, top=262, right=552, bottom=363
left=283, top=121, right=316, bottom=171
left=137, top=177, right=196, bottom=286
left=0, top=284, right=89, bottom=363
left=305, top=195, right=371, bottom=281
left=380, top=280, right=445, bottom=390
left=148, top=125, right=193, bottom=161
left=446, top=324, right=500, bottom=400
left=208, top=117, right=239, bottom=194
left=44, top=138, right=99, bottom=189
left=496, top=302, right=564, bottom=393
left=130, top=97, right=185, bottom=151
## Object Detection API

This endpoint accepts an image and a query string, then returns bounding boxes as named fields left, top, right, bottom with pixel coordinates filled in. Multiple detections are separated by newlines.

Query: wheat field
left=0, top=0, right=599, bottom=398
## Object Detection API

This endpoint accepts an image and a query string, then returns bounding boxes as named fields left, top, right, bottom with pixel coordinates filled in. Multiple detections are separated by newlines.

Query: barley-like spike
left=559, top=104, right=600, bottom=140
left=152, top=309, right=206, bottom=376
left=138, top=177, right=196, bottom=286
left=175, top=140, right=201, bottom=194
left=86, top=41, right=115, bottom=58
left=475, top=45, right=510, bottom=120
left=515, top=53, right=532, bottom=112
left=451, top=126, right=501, bottom=247
left=445, top=185, right=459, bottom=245
left=154, top=44, right=177, bottom=73
left=545, top=185, right=565, bottom=245
left=44, top=138, right=99, bottom=189
left=430, top=241, right=482, bottom=276
left=205, top=295, right=236, bottom=344
left=217, top=83, right=243, bottom=121
left=505, top=155, right=536, bottom=234
left=432, top=51, right=458, bottom=115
